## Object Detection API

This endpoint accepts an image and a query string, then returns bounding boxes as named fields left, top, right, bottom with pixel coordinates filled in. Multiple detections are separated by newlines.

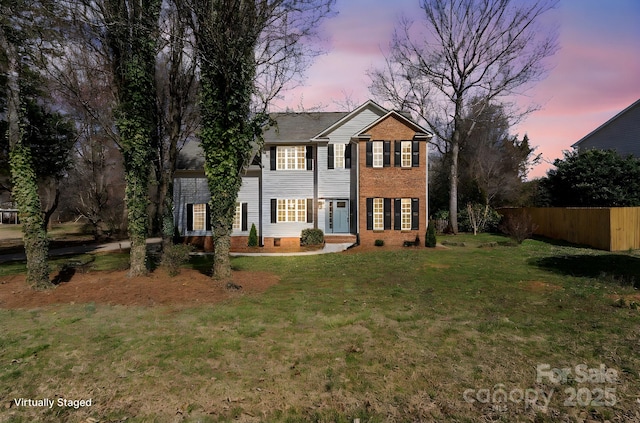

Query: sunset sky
left=271, top=0, right=640, bottom=178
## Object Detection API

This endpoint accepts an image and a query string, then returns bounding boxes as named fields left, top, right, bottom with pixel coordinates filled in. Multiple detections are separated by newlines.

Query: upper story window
left=276, top=145, right=306, bottom=170
left=401, top=141, right=412, bottom=168
left=372, top=141, right=383, bottom=168
left=334, top=144, right=345, bottom=169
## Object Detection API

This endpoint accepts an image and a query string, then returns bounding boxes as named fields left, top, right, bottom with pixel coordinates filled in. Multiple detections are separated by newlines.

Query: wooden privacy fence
left=498, top=207, right=640, bottom=251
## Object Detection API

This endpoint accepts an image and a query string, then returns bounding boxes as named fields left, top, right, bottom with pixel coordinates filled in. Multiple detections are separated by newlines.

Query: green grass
left=1, top=235, right=639, bottom=422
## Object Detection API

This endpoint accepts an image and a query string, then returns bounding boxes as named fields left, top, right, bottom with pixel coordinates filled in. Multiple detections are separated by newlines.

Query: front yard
left=1, top=234, right=639, bottom=422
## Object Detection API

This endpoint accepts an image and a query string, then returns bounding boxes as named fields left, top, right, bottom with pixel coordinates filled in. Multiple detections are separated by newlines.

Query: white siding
left=173, top=177, right=211, bottom=236
left=261, top=149, right=315, bottom=237
left=233, top=176, right=259, bottom=236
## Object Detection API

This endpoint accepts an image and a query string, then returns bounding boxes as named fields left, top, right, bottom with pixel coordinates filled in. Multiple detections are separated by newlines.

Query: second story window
left=276, top=146, right=306, bottom=170
left=401, top=141, right=412, bottom=167
left=372, top=141, right=383, bottom=168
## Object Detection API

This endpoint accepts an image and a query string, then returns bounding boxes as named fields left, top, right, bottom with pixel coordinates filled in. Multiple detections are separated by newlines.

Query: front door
left=326, top=199, right=349, bottom=233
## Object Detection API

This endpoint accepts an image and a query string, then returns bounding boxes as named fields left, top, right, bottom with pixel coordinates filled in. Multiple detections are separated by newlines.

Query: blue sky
left=272, top=0, right=640, bottom=177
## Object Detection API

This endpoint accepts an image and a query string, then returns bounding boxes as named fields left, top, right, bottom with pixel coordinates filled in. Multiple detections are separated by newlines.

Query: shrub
left=499, top=212, right=537, bottom=244
left=300, top=228, right=324, bottom=246
left=374, top=239, right=384, bottom=247
left=458, top=204, right=502, bottom=234
left=426, top=219, right=437, bottom=247
left=248, top=223, right=258, bottom=247
left=161, top=243, right=194, bottom=277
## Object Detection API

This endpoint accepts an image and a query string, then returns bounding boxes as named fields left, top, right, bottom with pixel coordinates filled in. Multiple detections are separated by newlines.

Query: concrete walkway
left=0, top=238, right=354, bottom=263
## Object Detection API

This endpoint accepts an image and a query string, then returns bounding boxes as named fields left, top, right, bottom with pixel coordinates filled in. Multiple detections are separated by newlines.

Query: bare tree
left=369, top=0, right=558, bottom=233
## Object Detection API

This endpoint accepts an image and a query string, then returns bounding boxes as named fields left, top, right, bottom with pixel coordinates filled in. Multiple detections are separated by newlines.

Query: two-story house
left=173, top=100, right=432, bottom=249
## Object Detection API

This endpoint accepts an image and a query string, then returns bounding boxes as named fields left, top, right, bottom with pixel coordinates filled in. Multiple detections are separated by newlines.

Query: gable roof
left=311, top=100, right=389, bottom=140
left=572, top=99, right=640, bottom=150
left=354, top=110, right=433, bottom=139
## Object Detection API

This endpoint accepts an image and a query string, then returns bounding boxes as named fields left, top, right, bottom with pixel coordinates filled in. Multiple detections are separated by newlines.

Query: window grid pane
left=373, top=198, right=383, bottom=230
left=277, top=199, right=307, bottom=222
left=372, top=142, right=383, bottom=168
left=276, top=146, right=306, bottom=170
left=334, top=144, right=345, bottom=169
left=401, top=141, right=412, bottom=167
left=193, top=203, right=206, bottom=231
left=401, top=198, right=412, bottom=230
left=233, top=202, right=241, bottom=230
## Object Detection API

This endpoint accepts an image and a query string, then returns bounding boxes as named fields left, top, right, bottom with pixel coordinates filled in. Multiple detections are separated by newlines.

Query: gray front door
left=326, top=199, right=349, bottom=233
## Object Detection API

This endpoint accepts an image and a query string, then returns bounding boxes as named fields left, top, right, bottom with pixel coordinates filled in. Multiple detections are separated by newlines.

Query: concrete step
left=324, top=234, right=357, bottom=244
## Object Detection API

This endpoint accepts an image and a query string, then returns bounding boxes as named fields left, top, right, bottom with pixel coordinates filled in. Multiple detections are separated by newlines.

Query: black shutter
left=394, top=141, right=401, bottom=167
left=186, top=204, right=193, bottom=231
left=328, top=144, right=334, bottom=169
left=270, top=146, right=277, bottom=170
left=307, top=198, right=313, bottom=223
left=366, top=198, right=373, bottom=230
left=394, top=198, right=401, bottom=230
left=205, top=204, right=211, bottom=230
left=271, top=199, right=277, bottom=223
left=383, top=141, right=391, bottom=167
left=366, top=142, right=373, bottom=167
left=412, top=141, right=420, bottom=167
left=306, top=146, right=313, bottom=170
left=411, top=198, right=419, bottom=230
left=345, top=143, right=351, bottom=169
left=241, top=203, right=248, bottom=231
left=384, top=198, right=391, bottom=229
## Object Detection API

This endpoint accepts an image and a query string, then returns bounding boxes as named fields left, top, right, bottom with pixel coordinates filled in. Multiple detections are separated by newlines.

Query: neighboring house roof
left=571, top=98, right=640, bottom=157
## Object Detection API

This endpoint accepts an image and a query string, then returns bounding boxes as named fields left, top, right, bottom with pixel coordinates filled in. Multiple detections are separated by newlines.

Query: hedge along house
left=173, top=100, right=433, bottom=250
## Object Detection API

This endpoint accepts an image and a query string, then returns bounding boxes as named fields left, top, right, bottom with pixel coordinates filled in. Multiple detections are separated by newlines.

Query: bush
left=374, top=239, right=384, bottom=247
left=248, top=223, right=258, bottom=247
left=300, top=228, right=324, bottom=246
left=499, top=213, right=537, bottom=244
left=458, top=204, right=502, bottom=234
left=161, top=243, right=194, bottom=277
left=426, top=220, right=437, bottom=247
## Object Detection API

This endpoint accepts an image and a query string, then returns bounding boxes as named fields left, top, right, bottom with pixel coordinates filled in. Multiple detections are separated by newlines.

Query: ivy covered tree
left=103, top=0, right=161, bottom=276
left=540, top=149, right=640, bottom=207
left=0, top=0, right=66, bottom=289
left=190, top=0, right=335, bottom=280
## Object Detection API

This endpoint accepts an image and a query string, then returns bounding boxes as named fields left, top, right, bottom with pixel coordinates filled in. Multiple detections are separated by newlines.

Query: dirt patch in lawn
left=520, top=280, right=563, bottom=293
left=0, top=268, right=279, bottom=309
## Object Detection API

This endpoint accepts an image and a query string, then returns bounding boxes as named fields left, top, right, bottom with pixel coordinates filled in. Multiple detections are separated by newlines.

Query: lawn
left=1, top=234, right=639, bottom=422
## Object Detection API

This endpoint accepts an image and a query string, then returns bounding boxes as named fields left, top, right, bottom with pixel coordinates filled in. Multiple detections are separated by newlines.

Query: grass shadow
left=531, top=254, right=640, bottom=288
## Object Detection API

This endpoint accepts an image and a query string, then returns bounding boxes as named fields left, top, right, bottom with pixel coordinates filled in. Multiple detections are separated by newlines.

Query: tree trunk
left=1, top=25, right=51, bottom=290
left=129, top=236, right=148, bottom=277
left=448, top=137, right=459, bottom=234
left=213, top=231, right=232, bottom=281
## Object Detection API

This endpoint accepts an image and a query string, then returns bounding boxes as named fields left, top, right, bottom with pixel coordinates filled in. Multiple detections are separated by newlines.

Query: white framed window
left=334, top=144, right=345, bottom=169
left=277, top=199, right=306, bottom=222
left=373, top=198, right=384, bottom=230
left=192, top=204, right=207, bottom=231
left=276, top=146, right=305, bottom=170
left=232, top=202, right=241, bottom=230
left=401, top=198, right=412, bottom=230
left=401, top=141, right=412, bottom=167
left=372, top=141, right=383, bottom=168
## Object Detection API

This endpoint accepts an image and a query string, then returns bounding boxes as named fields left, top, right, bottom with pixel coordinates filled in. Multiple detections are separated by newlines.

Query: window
left=373, top=198, right=384, bottom=230
left=192, top=203, right=207, bottom=231
left=401, top=198, right=412, bottom=230
left=276, top=146, right=305, bottom=170
left=233, top=202, right=241, bottom=230
left=372, top=142, right=383, bottom=168
left=401, top=141, right=412, bottom=167
left=334, top=144, right=345, bottom=169
left=277, top=199, right=307, bottom=222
